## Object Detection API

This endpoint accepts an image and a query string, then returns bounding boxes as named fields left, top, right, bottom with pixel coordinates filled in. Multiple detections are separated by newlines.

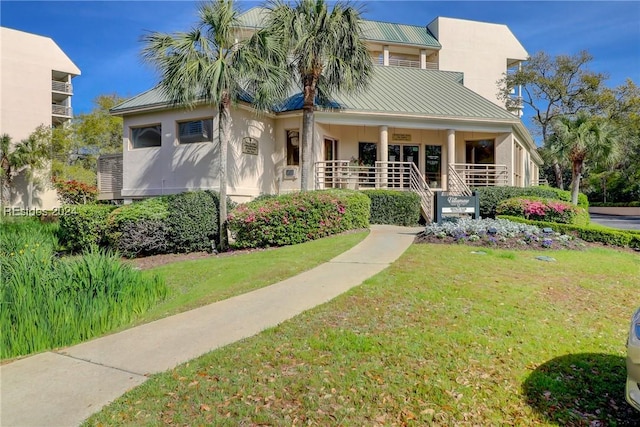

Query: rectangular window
left=465, top=139, right=495, bottom=164
left=131, top=125, right=161, bottom=149
left=287, top=130, right=300, bottom=165
left=178, top=118, right=213, bottom=144
left=358, top=142, right=377, bottom=166
left=425, top=145, right=442, bottom=187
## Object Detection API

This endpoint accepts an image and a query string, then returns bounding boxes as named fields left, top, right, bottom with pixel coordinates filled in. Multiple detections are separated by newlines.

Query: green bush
left=166, top=191, right=219, bottom=253
left=498, top=215, right=640, bottom=249
left=590, top=201, right=640, bottom=207
left=362, top=190, right=420, bottom=226
left=496, top=197, right=588, bottom=225
left=58, top=204, right=116, bottom=252
left=474, top=186, right=588, bottom=218
left=228, top=190, right=370, bottom=249
left=107, top=198, right=171, bottom=256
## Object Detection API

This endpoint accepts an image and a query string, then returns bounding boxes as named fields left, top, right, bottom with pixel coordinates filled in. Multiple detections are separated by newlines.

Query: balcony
left=52, top=104, right=72, bottom=117
left=52, top=80, right=72, bottom=94
left=374, top=57, right=438, bottom=70
left=453, top=163, right=509, bottom=187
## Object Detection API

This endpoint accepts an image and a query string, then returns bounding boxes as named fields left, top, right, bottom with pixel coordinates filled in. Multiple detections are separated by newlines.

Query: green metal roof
left=360, top=20, right=440, bottom=48
left=236, top=7, right=441, bottom=48
left=112, top=67, right=517, bottom=123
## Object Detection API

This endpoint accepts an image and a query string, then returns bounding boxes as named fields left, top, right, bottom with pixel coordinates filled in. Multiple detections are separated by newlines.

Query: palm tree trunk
left=570, top=160, right=582, bottom=205
left=553, top=161, right=564, bottom=190
left=218, top=98, right=231, bottom=251
left=301, top=106, right=314, bottom=192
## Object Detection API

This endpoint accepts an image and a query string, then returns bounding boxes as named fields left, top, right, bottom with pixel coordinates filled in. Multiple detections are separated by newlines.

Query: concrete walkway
left=0, top=225, right=422, bottom=427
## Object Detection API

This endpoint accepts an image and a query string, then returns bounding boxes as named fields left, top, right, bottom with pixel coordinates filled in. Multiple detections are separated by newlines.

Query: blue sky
left=2, top=1, right=639, bottom=115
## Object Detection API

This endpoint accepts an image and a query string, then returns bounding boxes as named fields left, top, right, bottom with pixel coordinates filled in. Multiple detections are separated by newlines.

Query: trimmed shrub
left=106, top=198, right=170, bottom=256
left=590, top=201, right=640, bottom=207
left=58, top=204, right=116, bottom=252
left=496, top=197, right=588, bottom=225
left=498, top=215, right=640, bottom=249
left=52, top=177, right=98, bottom=205
left=474, top=186, right=588, bottom=218
left=228, top=190, right=370, bottom=249
left=166, top=191, right=218, bottom=253
left=362, top=189, right=421, bottom=226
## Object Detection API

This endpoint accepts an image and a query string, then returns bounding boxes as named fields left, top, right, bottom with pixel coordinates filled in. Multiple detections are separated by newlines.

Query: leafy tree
left=547, top=112, right=620, bottom=205
left=498, top=51, right=607, bottom=189
left=75, top=94, right=125, bottom=154
left=141, top=0, right=289, bottom=250
left=264, top=0, right=373, bottom=191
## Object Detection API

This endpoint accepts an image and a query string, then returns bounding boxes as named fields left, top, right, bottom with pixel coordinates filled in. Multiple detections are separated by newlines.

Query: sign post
left=435, top=192, right=480, bottom=223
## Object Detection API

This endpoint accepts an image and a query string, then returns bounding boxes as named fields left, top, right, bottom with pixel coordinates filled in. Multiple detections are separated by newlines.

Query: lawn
left=85, top=243, right=640, bottom=426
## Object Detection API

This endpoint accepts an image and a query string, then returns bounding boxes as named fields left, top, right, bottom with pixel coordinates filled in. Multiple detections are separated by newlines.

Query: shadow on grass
left=523, top=353, right=640, bottom=426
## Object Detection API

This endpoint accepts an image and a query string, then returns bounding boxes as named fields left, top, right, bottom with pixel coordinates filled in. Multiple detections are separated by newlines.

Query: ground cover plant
left=418, top=218, right=585, bottom=250
left=85, top=243, right=640, bottom=426
left=0, top=218, right=166, bottom=359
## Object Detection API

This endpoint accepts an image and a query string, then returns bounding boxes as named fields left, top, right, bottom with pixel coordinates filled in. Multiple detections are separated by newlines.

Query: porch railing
left=315, top=160, right=434, bottom=222
left=452, top=163, right=508, bottom=188
left=447, top=164, right=472, bottom=196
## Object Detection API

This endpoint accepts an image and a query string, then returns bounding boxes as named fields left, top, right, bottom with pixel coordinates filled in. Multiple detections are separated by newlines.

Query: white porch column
left=420, top=49, right=427, bottom=69
left=446, top=129, right=456, bottom=191
left=379, top=125, right=389, bottom=188
left=383, top=46, right=389, bottom=66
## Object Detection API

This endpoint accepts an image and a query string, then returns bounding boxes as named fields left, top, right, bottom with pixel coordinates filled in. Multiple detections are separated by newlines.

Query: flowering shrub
left=52, top=178, right=98, bottom=205
left=496, top=197, right=584, bottom=224
left=228, top=190, right=370, bottom=249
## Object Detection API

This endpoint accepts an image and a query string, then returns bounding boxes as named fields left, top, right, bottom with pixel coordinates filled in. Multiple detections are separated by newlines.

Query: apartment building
left=1, top=27, right=81, bottom=209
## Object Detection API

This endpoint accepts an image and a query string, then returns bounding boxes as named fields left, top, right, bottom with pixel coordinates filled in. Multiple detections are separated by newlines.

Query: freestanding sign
left=435, top=192, right=480, bottom=223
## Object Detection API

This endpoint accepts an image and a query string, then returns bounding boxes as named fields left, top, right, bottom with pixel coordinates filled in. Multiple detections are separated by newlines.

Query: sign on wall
left=242, top=137, right=259, bottom=155
left=392, top=133, right=412, bottom=142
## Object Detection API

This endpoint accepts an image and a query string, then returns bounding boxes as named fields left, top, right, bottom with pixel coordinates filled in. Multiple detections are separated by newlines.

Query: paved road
left=589, top=213, right=640, bottom=231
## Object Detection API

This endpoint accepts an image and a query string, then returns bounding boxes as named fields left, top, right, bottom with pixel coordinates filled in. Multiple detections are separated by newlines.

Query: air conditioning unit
left=283, top=166, right=298, bottom=180
left=179, top=120, right=209, bottom=143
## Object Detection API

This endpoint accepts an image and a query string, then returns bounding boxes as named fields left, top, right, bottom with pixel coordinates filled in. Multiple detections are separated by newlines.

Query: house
left=103, top=10, right=542, bottom=221
left=1, top=27, right=81, bottom=209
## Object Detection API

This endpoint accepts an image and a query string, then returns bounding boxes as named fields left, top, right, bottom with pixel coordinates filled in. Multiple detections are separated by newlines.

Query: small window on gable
left=131, top=125, right=161, bottom=149
left=178, top=118, right=213, bottom=144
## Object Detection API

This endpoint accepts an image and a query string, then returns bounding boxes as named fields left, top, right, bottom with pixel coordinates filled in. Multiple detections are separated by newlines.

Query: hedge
left=166, top=191, right=219, bottom=253
left=58, top=204, right=117, bottom=252
left=498, top=215, right=640, bottom=249
left=228, top=190, right=370, bottom=249
left=362, top=189, right=421, bottom=226
left=474, top=186, right=588, bottom=218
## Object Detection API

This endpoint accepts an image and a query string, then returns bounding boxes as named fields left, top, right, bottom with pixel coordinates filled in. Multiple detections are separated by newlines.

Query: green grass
left=130, top=231, right=369, bottom=325
left=85, top=243, right=640, bottom=426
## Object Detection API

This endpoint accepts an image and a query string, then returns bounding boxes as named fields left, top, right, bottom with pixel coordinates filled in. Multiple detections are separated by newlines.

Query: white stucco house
left=1, top=27, right=81, bottom=209
left=102, top=9, right=542, bottom=221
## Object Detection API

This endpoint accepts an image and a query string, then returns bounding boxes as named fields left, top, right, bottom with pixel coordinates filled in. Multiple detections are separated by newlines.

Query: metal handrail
left=315, top=160, right=434, bottom=222
left=447, top=164, right=472, bottom=196
left=52, top=80, right=72, bottom=93
left=52, top=104, right=71, bottom=116
left=452, top=163, right=508, bottom=188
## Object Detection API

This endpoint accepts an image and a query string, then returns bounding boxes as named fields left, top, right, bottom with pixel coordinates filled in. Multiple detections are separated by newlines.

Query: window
left=286, top=130, right=300, bottom=165
left=131, top=125, right=161, bottom=149
left=425, top=145, right=442, bottom=187
left=178, top=118, right=213, bottom=144
left=465, top=139, right=495, bottom=164
left=358, top=142, right=377, bottom=166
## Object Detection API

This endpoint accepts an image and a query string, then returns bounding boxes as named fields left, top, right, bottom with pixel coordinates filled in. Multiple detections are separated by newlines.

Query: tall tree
left=548, top=112, right=620, bottom=205
left=75, top=94, right=126, bottom=154
left=498, top=51, right=607, bottom=189
left=264, top=0, right=373, bottom=191
left=141, top=0, right=288, bottom=250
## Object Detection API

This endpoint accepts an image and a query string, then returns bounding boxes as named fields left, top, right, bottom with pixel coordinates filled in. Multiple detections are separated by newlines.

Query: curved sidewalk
left=0, top=225, right=422, bottom=427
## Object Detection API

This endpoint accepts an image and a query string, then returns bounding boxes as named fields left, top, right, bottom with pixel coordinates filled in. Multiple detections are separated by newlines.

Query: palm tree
left=141, top=0, right=288, bottom=250
left=264, top=0, right=373, bottom=191
left=548, top=112, right=621, bottom=205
